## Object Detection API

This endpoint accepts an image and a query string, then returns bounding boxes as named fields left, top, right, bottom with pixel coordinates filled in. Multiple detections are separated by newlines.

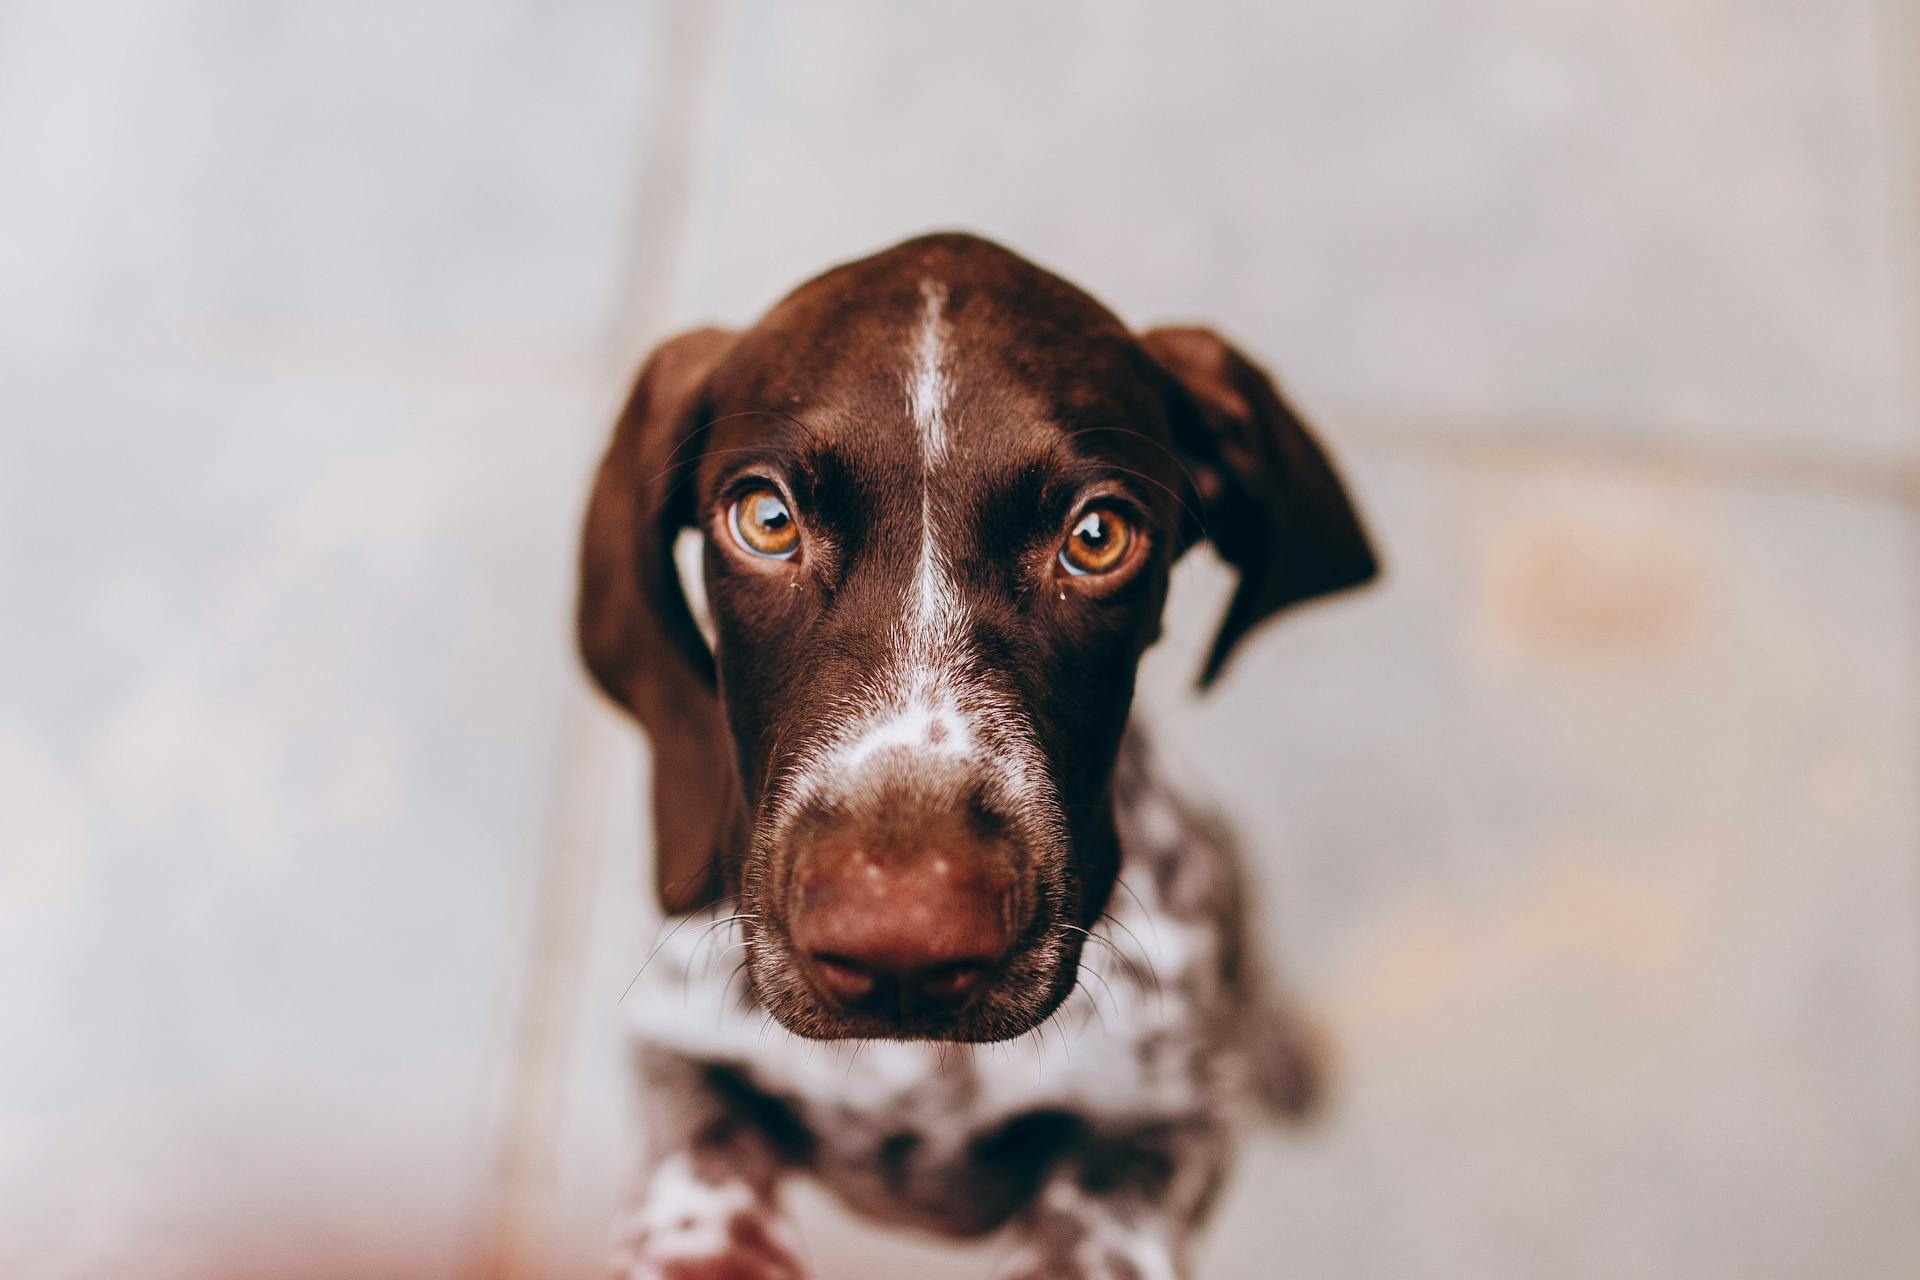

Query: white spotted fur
left=611, top=1152, right=798, bottom=1277
left=1006, top=1181, right=1183, bottom=1280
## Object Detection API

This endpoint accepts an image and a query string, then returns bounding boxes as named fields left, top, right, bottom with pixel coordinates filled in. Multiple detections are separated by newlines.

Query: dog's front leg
left=996, top=1123, right=1228, bottom=1280
left=611, top=1052, right=808, bottom=1280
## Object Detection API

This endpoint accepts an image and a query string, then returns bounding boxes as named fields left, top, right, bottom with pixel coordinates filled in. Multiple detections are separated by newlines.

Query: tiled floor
left=3, top=3, right=1916, bottom=1277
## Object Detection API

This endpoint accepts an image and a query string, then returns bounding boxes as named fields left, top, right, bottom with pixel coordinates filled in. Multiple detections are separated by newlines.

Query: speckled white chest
left=627, top=848, right=1233, bottom=1165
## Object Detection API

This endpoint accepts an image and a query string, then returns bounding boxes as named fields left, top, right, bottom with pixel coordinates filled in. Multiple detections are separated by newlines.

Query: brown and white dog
left=580, top=233, right=1376, bottom=1279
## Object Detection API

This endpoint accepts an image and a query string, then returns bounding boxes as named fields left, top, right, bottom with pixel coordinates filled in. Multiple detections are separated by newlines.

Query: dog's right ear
left=579, top=327, right=739, bottom=914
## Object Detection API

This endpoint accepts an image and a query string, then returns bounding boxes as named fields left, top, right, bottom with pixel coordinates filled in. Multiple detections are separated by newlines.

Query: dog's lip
left=778, top=995, right=1043, bottom=1043
left=749, top=916, right=1079, bottom=1043
left=798, top=951, right=1003, bottom=1018
left=791, top=950, right=1017, bottom=1036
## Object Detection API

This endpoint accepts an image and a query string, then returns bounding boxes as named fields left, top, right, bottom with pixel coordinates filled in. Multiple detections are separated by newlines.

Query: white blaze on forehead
left=908, top=277, right=953, bottom=468
left=908, top=277, right=962, bottom=638
left=872, top=275, right=969, bottom=753
left=771, top=276, right=1052, bottom=820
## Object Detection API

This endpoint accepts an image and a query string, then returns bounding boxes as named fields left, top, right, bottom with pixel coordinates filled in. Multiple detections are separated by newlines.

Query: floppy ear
left=1140, top=326, right=1379, bottom=687
left=579, top=327, right=740, bottom=913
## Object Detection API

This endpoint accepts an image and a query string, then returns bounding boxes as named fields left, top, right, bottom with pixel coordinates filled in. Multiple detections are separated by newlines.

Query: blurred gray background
left=3, top=2, right=1917, bottom=1277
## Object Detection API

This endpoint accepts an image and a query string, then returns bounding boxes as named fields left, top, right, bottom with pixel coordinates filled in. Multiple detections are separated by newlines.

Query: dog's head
left=580, top=234, right=1375, bottom=1042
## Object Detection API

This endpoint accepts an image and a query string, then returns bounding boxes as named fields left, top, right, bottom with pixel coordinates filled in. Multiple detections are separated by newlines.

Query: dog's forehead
left=704, top=235, right=1170, bottom=470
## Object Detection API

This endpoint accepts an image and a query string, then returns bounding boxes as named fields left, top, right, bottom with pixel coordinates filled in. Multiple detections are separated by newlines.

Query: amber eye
left=1059, top=505, right=1134, bottom=576
left=728, top=486, right=799, bottom=560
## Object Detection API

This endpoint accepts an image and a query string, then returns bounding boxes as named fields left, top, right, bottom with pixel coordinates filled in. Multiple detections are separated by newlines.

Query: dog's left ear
left=1140, top=326, right=1379, bottom=687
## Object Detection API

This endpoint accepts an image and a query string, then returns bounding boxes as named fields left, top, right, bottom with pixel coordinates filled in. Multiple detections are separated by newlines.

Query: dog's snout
left=792, top=852, right=1018, bottom=1020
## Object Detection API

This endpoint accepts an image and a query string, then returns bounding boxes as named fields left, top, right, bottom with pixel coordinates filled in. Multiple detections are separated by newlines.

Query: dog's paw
left=614, top=1156, right=807, bottom=1280
left=615, top=1211, right=807, bottom=1280
left=996, top=1264, right=1089, bottom=1280
left=650, top=1253, right=803, bottom=1280
left=995, top=1246, right=1091, bottom=1280
left=622, top=1246, right=805, bottom=1280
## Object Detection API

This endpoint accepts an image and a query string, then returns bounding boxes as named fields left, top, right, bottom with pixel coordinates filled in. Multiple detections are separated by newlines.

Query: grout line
left=474, top=4, right=734, bottom=1276
left=1864, top=0, right=1920, bottom=1017
left=1339, top=411, right=1920, bottom=510
left=178, top=317, right=604, bottom=392
left=1877, top=0, right=1920, bottom=452
left=477, top=688, right=619, bottom=1280
left=1874, top=0, right=1920, bottom=1076
left=595, top=0, right=734, bottom=375
left=0, top=321, right=606, bottom=396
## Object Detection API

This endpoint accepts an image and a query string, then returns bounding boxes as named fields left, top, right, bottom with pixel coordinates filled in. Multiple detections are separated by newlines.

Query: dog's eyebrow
left=706, top=443, right=810, bottom=477
left=696, top=393, right=841, bottom=470
left=970, top=449, right=1161, bottom=510
left=966, top=455, right=1163, bottom=571
left=702, top=439, right=821, bottom=487
left=1044, top=455, right=1162, bottom=512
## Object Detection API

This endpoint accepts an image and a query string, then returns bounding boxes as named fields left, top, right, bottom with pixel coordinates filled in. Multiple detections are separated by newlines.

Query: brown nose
left=791, top=854, right=1018, bottom=1019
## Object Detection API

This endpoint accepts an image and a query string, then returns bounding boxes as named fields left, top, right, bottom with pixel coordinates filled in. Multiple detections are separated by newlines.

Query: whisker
left=1110, top=876, right=1163, bottom=951
left=1055, top=424, right=1212, bottom=539
left=720, top=956, right=753, bottom=1021
left=713, top=394, right=832, bottom=451
left=688, top=913, right=757, bottom=973
left=634, top=439, right=754, bottom=494
left=1072, top=959, right=1120, bottom=1029
left=668, top=915, right=754, bottom=996
left=654, top=444, right=797, bottom=510
left=619, top=911, right=716, bottom=1005
left=1097, top=906, right=1162, bottom=977
left=1047, top=1014, right=1073, bottom=1069
left=631, top=413, right=719, bottom=491
left=642, top=398, right=836, bottom=506
left=640, top=392, right=829, bottom=492
left=1064, top=921, right=1163, bottom=1002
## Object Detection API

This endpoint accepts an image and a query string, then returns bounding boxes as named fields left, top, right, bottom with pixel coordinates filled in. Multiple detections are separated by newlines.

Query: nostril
left=809, top=953, right=876, bottom=1002
left=807, top=951, right=996, bottom=1014
left=917, top=962, right=988, bottom=1003
left=791, top=852, right=1021, bottom=1019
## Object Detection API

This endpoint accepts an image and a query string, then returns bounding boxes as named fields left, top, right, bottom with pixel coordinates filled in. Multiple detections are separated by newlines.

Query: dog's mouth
left=742, top=906, right=1086, bottom=1043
